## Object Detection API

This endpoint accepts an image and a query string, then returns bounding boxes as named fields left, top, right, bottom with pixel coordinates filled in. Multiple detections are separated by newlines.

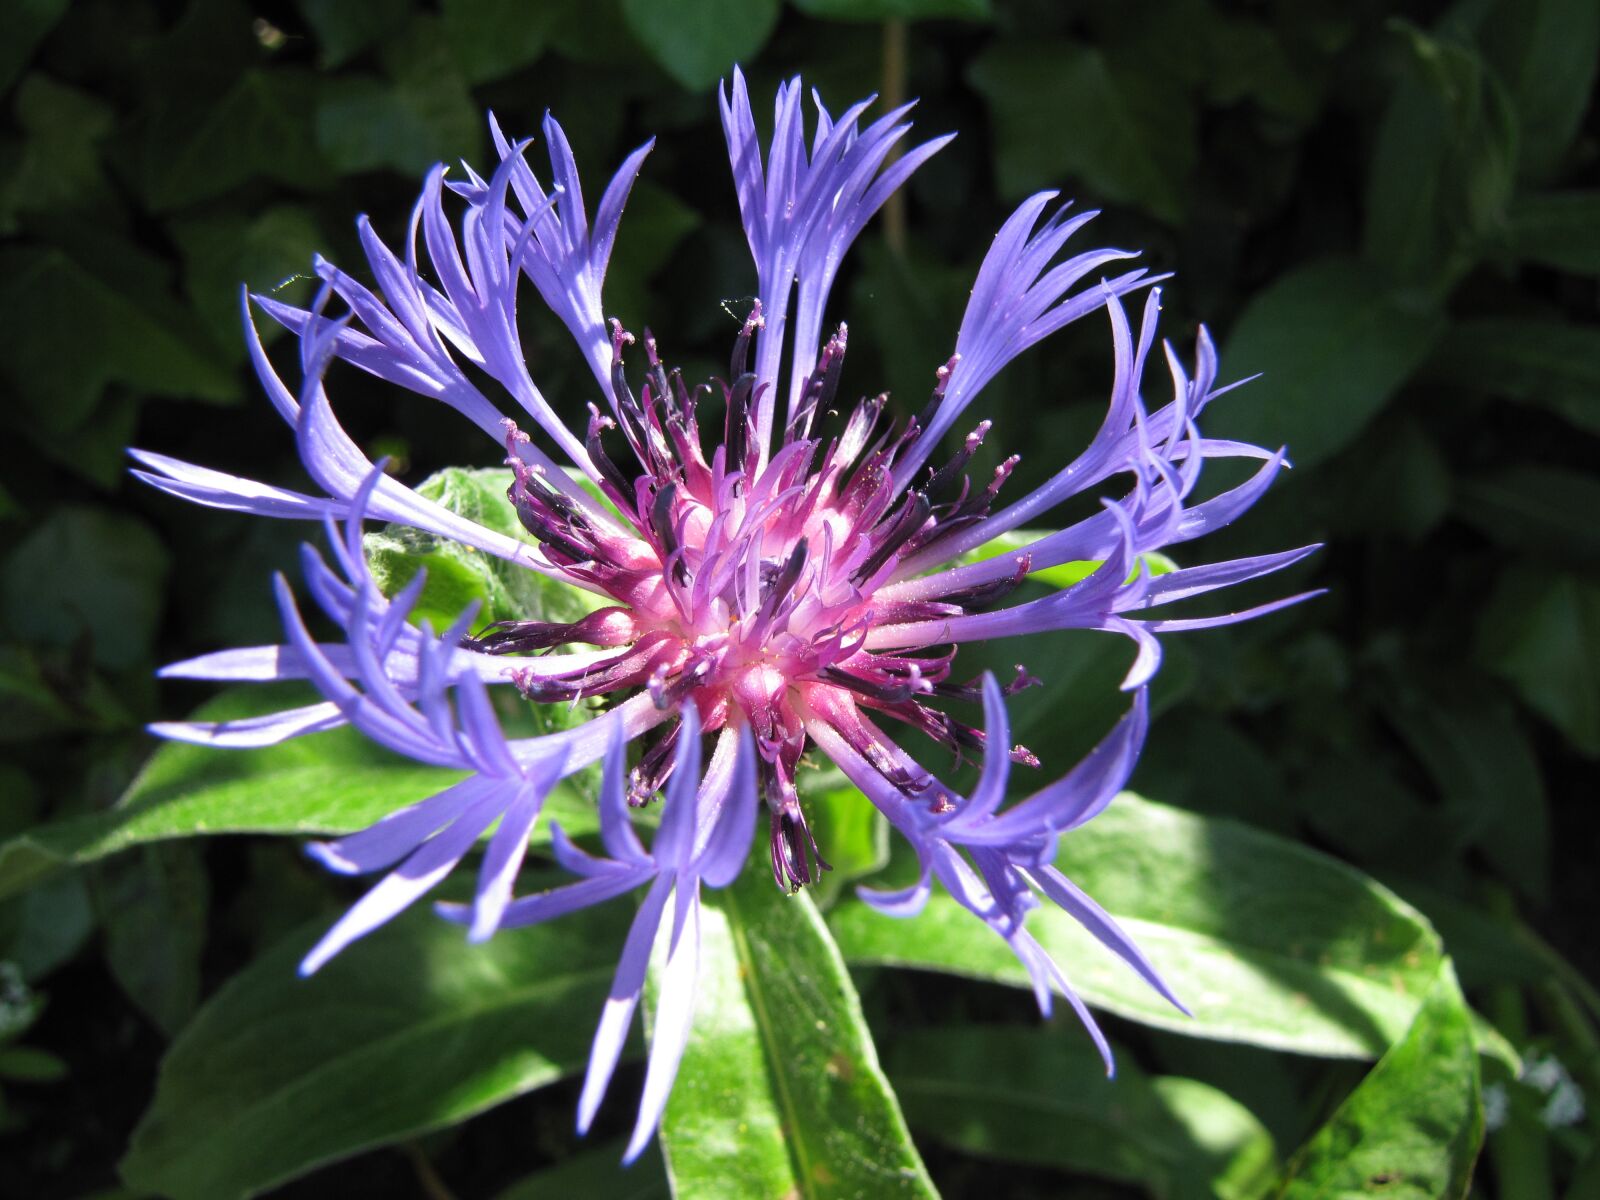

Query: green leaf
left=294, top=0, right=410, bottom=67
left=493, top=1142, right=667, bottom=1200
left=1425, top=318, right=1600, bottom=437
left=139, top=68, right=328, bottom=212
left=657, top=870, right=935, bottom=1200
left=886, top=1026, right=1276, bottom=1200
left=0, top=870, right=94, bottom=983
left=1213, top=258, right=1444, bottom=469
left=315, top=17, right=481, bottom=176
left=364, top=467, right=605, bottom=635
left=1476, top=0, right=1600, bottom=179
left=1477, top=567, right=1600, bottom=757
left=1363, top=25, right=1518, bottom=291
left=0, top=1044, right=69, bottom=1083
left=795, top=766, right=888, bottom=910
left=93, top=843, right=210, bottom=1036
left=0, top=246, right=235, bottom=434
left=830, top=792, right=1445, bottom=1059
left=120, top=905, right=630, bottom=1200
left=969, top=38, right=1196, bottom=223
left=0, top=507, right=170, bottom=671
left=1457, top=464, right=1600, bottom=563
left=169, top=206, right=325, bottom=355
left=440, top=0, right=555, bottom=85
left=0, top=0, right=70, bottom=93
left=1502, top=191, right=1600, bottom=277
left=1377, top=674, right=1550, bottom=901
left=791, top=0, right=990, bottom=20
left=604, top=181, right=703, bottom=332
left=0, top=74, right=115, bottom=232
left=1277, top=960, right=1483, bottom=1199
left=620, top=0, right=779, bottom=92
left=0, top=684, right=601, bottom=903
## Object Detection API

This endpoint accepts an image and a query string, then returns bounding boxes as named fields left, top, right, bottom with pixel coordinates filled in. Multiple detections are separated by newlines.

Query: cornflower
left=136, top=70, right=1316, bottom=1159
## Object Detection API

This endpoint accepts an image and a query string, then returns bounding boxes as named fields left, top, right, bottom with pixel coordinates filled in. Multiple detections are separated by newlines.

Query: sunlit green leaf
left=1278, top=959, right=1483, bottom=1199
left=657, top=870, right=935, bottom=1200
left=887, top=1025, right=1277, bottom=1200
left=364, top=466, right=605, bottom=636
left=120, top=905, right=630, bottom=1200
left=831, top=792, right=1445, bottom=1059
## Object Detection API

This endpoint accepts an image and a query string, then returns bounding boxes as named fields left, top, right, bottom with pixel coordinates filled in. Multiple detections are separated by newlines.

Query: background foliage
left=1, top=0, right=1596, bottom=1196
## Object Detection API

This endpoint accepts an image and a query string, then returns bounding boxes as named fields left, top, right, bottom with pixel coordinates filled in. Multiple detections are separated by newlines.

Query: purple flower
left=137, top=69, right=1317, bottom=1158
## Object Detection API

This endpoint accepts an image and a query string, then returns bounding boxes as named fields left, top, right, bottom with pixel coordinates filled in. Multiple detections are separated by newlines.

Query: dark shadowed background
left=1, top=0, right=1596, bottom=1196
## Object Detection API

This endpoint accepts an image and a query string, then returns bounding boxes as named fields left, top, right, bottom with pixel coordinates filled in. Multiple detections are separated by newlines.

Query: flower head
left=137, top=69, right=1316, bottom=1158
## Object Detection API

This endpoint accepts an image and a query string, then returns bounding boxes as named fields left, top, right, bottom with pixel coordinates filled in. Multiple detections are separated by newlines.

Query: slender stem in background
left=403, top=1142, right=460, bottom=1200
left=881, top=19, right=908, bottom=256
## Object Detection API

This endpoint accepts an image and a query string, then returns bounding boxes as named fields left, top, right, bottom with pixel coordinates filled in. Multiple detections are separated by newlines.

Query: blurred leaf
left=0, top=871, right=94, bottom=982
left=293, top=0, right=409, bottom=68
left=1425, top=318, right=1600, bottom=437
left=440, top=0, right=555, bottom=85
left=1278, top=960, right=1482, bottom=1198
left=316, top=16, right=481, bottom=176
left=0, top=245, right=234, bottom=433
left=1378, top=675, right=1550, bottom=902
left=792, top=0, right=991, bottom=19
left=658, top=870, right=935, bottom=1200
left=1325, top=416, right=1450, bottom=541
left=1502, top=191, right=1600, bottom=276
left=0, top=0, right=70, bottom=93
left=93, top=843, right=209, bottom=1036
left=831, top=792, right=1446, bottom=1059
left=887, top=1026, right=1276, bottom=1200
left=851, top=234, right=969, bottom=414
left=795, top=766, right=888, bottom=909
left=169, top=205, right=324, bottom=353
left=0, top=74, right=115, bottom=231
left=140, top=68, right=327, bottom=212
left=0, top=643, right=134, bottom=742
left=0, top=507, right=169, bottom=671
left=604, top=181, right=703, bottom=330
left=969, top=38, right=1196, bottom=223
left=1363, top=24, right=1518, bottom=290
left=1477, top=567, right=1600, bottom=758
left=120, top=904, right=630, bottom=1200
left=0, top=1043, right=69, bottom=1083
left=1213, top=257, right=1444, bottom=469
left=1458, top=464, right=1600, bottom=563
left=365, top=467, right=604, bottom=635
left=1476, top=0, right=1600, bottom=179
left=493, top=1141, right=667, bottom=1200
left=621, top=0, right=779, bottom=92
